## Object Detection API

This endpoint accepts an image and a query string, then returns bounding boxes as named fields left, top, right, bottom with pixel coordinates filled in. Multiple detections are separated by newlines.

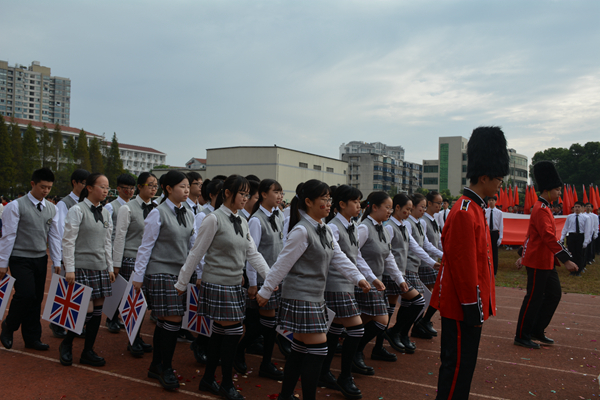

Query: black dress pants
left=566, top=233, right=584, bottom=271
left=490, top=231, right=499, bottom=275
left=5, top=255, right=48, bottom=344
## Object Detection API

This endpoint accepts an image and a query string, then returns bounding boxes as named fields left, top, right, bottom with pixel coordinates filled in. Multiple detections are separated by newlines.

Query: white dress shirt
left=62, top=198, right=113, bottom=273
left=132, top=199, right=194, bottom=283
left=408, top=215, right=443, bottom=259
left=175, top=205, right=270, bottom=292
left=423, top=212, right=443, bottom=251
left=257, top=213, right=366, bottom=300
left=485, top=207, right=504, bottom=247
left=0, top=192, right=61, bottom=269
left=246, top=205, right=277, bottom=286
left=104, top=196, right=127, bottom=217
left=186, top=198, right=203, bottom=215
left=54, top=191, right=79, bottom=262
left=585, top=212, right=599, bottom=239
left=0, top=203, right=4, bottom=219
left=355, top=215, right=406, bottom=286
left=112, top=195, right=153, bottom=268
left=561, top=212, right=593, bottom=247
left=384, top=216, right=437, bottom=267
left=435, top=208, right=450, bottom=230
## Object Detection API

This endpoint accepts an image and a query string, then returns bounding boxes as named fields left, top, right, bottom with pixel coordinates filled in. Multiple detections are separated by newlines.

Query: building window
left=462, top=178, right=467, bottom=185
left=462, top=164, right=467, bottom=173
left=326, top=167, right=334, bottom=173
left=462, top=153, right=467, bottom=161
left=299, top=162, right=308, bottom=168
left=424, top=165, right=438, bottom=173
left=423, top=178, right=438, bottom=185
left=313, top=165, right=321, bottom=171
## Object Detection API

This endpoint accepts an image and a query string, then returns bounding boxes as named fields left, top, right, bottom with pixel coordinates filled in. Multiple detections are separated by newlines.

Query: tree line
left=0, top=115, right=129, bottom=198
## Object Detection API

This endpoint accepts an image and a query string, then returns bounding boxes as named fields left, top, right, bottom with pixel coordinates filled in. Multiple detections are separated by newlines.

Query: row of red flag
left=495, top=184, right=600, bottom=215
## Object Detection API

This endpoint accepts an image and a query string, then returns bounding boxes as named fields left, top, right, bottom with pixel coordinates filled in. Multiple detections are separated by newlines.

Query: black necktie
left=229, top=214, right=243, bottom=237
left=37, top=202, right=42, bottom=211
left=142, top=202, right=154, bottom=219
left=316, top=224, right=331, bottom=250
left=174, top=206, right=187, bottom=227
left=375, top=224, right=387, bottom=243
left=575, top=214, right=580, bottom=234
left=415, top=221, right=423, bottom=237
left=90, top=205, right=104, bottom=223
left=268, top=213, right=279, bottom=232
left=347, top=224, right=358, bottom=246
left=399, top=224, right=407, bottom=241
left=193, top=205, right=198, bottom=215
left=443, top=210, right=447, bottom=222
left=432, top=219, right=439, bottom=233
left=489, top=209, right=494, bottom=230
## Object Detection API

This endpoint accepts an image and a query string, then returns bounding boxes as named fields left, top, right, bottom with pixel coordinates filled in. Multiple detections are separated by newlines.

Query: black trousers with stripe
left=515, top=267, right=561, bottom=341
left=436, top=317, right=482, bottom=400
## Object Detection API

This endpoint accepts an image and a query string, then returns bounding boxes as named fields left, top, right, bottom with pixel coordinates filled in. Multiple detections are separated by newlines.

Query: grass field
left=495, top=247, right=600, bottom=295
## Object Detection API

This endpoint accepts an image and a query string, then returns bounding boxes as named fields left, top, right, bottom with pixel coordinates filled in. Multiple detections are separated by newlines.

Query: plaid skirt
left=354, top=287, right=389, bottom=316
left=405, top=270, right=426, bottom=294
left=419, top=265, right=438, bottom=286
left=324, top=291, right=360, bottom=319
left=119, top=257, right=135, bottom=283
left=382, top=274, right=407, bottom=296
left=247, top=282, right=281, bottom=311
left=75, top=268, right=112, bottom=300
left=278, top=298, right=329, bottom=333
left=197, top=281, right=246, bottom=321
left=143, top=273, right=186, bottom=317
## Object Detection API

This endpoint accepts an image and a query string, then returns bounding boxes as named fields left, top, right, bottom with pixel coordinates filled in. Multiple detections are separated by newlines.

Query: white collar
left=367, top=215, right=381, bottom=226
left=390, top=216, right=403, bottom=226
left=302, top=213, right=324, bottom=228
left=165, top=198, right=185, bottom=213
left=220, top=205, right=235, bottom=216
left=240, top=208, right=251, bottom=218
left=260, top=205, right=273, bottom=217
left=135, top=195, right=152, bottom=206
left=186, top=198, right=199, bottom=207
left=335, top=212, right=350, bottom=228
left=408, top=215, right=419, bottom=224
left=116, top=196, right=127, bottom=205
left=69, top=191, right=79, bottom=201
left=82, top=198, right=97, bottom=207
left=205, top=204, right=215, bottom=212
left=424, top=213, right=435, bottom=221
left=27, top=192, right=45, bottom=208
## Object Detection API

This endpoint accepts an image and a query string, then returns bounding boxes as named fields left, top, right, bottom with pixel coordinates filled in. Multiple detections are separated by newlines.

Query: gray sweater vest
left=73, top=203, right=111, bottom=271
left=406, top=218, right=424, bottom=273
left=123, top=200, right=147, bottom=259
left=146, top=202, right=194, bottom=276
left=325, top=217, right=358, bottom=293
left=359, top=218, right=391, bottom=280
left=388, top=222, right=409, bottom=274
left=424, top=216, right=440, bottom=253
left=202, top=209, right=253, bottom=286
left=253, top=209, right=283, bottom=284
left=109, top=198, right=124, bottom=242
left=282, top=218, right=335, bottom=302
left=60, top=195, right=77, bottom=210
left=12, top=197, right=56, bottom=258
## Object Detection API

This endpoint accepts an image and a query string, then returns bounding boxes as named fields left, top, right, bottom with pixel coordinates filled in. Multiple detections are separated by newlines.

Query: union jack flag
left=185, top=285, right=212, bottom=336
left=276, top=326, right=294, bottom=343
left=0, top=275, right=16, bottom=318
left=49, top=278, right=86, bottom=330
left=121, top=286, right=145, bottom=337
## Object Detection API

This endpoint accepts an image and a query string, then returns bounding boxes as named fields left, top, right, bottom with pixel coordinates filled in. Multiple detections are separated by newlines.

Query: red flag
left=595, top=186, right=600, bottom=212
left=514, top=185, right=519, bottom=206
left=583, top=185, right=588, bottom=204
left=562, top=184, right=570, bottom=215
left=496, top=187, right=503, bottom=209
left=523, top=186, right=531, bottom=215
left=508, top=186, right=514, bottom=208
left=572, top=185, right=578, bottom=202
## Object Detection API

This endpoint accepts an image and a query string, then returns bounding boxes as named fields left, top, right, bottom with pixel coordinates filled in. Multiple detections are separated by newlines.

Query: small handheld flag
left=0, top=274, right=16, bottom=321
left=119, top=282, right=147, bottom=345
left=42, top=273, right=92, bottom=335
left=182, top=284, right=212, bottom=337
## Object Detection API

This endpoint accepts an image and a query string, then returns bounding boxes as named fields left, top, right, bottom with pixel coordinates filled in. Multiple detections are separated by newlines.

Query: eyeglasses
left=433, top=201, right=443, bottom=205
left=493, top=177, right=504, bottom=183
left=118, top=186, right=135, bottom=192
left=321, top=197, right=333, bottom=205
left=140, top=184, right=159, bottom=189
left=191, top=182, right=202, bottom=187
left=94, top=186, right=111, bottom=191
left=239, top=192, right=251, bottom=199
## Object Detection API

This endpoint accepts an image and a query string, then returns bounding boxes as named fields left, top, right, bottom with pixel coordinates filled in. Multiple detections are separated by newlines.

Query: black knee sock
left=203, top=325, right=224, bottom=382
left=402, top=295, right=425, bottom=336
left=161, top=320, right=181, bottom=370
left=259, top=315, right=277, bottom=366
left=421, top=305, right=437, bottom=323
left=301, top=342, right=328, bottom=400
left=83, top=306, right=103, bottom=352
left=62, top=330, right=77, bottom=346
left=218, top=323, right=244, bottom=390
left=238, top=308, right=260, bottom=353
left=341, top=324, right=364, bottom=378
left=390, top=299, right=410, bottom=335
left=111, top=307, right=120, bottom=323
left=281, top=339, right=306, bottom=397
left=151, top=321, right=163, bottom=365
left=322, top=323, right=343, bottom=375
left=375, top=303, right=396, bottom=350
left=357, top=320, right=386, bottom=353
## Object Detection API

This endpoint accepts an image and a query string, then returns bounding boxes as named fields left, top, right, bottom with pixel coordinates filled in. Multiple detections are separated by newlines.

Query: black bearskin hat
left=466, top=126, right=510, bottom=180
left=532, top=161, right=562, bottom=192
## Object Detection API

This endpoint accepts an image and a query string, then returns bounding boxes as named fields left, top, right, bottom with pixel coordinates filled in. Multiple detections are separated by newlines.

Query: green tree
left=74, top=129, right=92, bottom=171
left=0, top=116, right=15, bottom=195
left=51, top=123, right=63, bottom=170
left=104, top=133, right=125, bottom=186
left=39, top=124, right=52, bottom=168
left=65, top=136, right=76, bottom=161
left=89, top=137, right=104, bottom=174
left=10, top=122, right=23, bottom=192
left=21, top=124, right=41, bottom=187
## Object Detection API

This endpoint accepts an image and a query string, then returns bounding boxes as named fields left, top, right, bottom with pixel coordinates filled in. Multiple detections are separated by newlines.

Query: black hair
left=245, top=174, right=260, bottom=183
left=116, top=173, right=136, bottom=187
left=289, top=179, right=331, bottom=231
left=201, top=178, right=224, bottom=205
left=426, top=191, right=441, bottom=204
left=186, top=171, right=203, bottom=183
left=361, top=191, right=391, bottom=221
left=326, top=184, right=362, bottom=223
left=488, top=195, right=498, bottom=201
left=585, top=202, right=592, bottom=207
left=79, top=173, right=107, bottom=202
left=160, top=170, right=188, bottom=203
left=574, top=201, right=584, bottom=207
left=442, top=198, right=450, bottom=204
left=410, top=193, right=426, bottom=209
left=215, top=174, right=250, bottom=210
left=248, top=180, right=260, bottom=197
left=392, top=193, right=411, bottom=212
left=136, top=172, right=157, bottom=195
left=252, top=179, right=283, bottom=215
left=31, top=167, right=55, bottom=183
left=213, top=175, right=227, bottom=181
left=70, top=169, right=90, bottom=187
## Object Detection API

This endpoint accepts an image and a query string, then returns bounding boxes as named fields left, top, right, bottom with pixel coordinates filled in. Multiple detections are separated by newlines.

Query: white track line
left=481, top=333, right=599, bottom=351
left=495, top=305, right=600, bottom=318
left=490, top=317, right=600, bottom=333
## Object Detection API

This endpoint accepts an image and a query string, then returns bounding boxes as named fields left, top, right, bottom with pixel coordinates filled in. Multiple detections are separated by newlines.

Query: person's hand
left=248, top=285, right=258, bottom=299
left=358, top=279, right=371, bottom=293
left=257, top=294, right=268, bottom=307
left=515, top=257, right=523, bottom=269
left=565, top=260, right=579, bottom=273
left=399, top=282, right=409, bottom=293
left=132, top=280, right=143, bottom=293
left=176, top=288, right=186, bottom=296
left=109, top=272, right=115, bottom=283
left=65, top=272, right=75, bottom=285
left=497, top=239, right=502, bottom=247
left=241, top=275, right=245, bottom=286
left=195, top=279, right=202, bottom=288
left=54, top=265, right=61, bottom=275
left=0, top=267, right=7, bottom=280
left=114, top=267, right=120, bottom=277
left=373, top=279, right=386, bottom=291
left=433, top=262, right=441, bottom=270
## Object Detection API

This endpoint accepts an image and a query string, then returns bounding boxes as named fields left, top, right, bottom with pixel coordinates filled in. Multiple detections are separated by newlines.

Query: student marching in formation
left=176, top=174, right=271, bottom=400
left=351, top=191, right=407, bottom=373
left=0, top=168, right=60, bottom=351
left=381, top=193, right=438, bottom=355
left=59, top=173, right=115, bottom=367
left=132, top=171, right=195, bottom=390
left=238, top=178, right=260, bottom=221
left=257, top=180, right=370, bottom=400
left=104, top=173, right=136, bottom=333
left=49, top=169, right=90, bottom=339
left=560, top=201, right=592, bottom=276
left=235, top=179, right=284, bottom=381
left=584, top=203, right=599, bottom=264
left=112, top=172, right=158, bottom=357
left=485, top=195, right=503, bottom=275
left=185, top=172, right=204, bottom=215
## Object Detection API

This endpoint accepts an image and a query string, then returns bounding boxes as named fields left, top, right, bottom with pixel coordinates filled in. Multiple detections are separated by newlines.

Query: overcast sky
left=3, top=1, right=599, bottom=167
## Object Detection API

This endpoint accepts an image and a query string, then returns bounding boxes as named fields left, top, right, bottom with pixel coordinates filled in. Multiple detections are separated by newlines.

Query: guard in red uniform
left=514, top=161, right=578, bottom=349
left=431, top=126, right=509, bottom=400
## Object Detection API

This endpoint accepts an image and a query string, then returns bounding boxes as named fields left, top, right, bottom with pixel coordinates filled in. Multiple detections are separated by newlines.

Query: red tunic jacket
left=431, top=189, right=496, bottom=325
left=521, top=197, right=572, bottom=270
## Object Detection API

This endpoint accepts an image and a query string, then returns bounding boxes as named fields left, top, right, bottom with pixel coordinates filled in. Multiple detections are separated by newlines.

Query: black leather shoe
left=275, top=334, right=291, bottom=358
left=190, top=341, right=207, bottom=364
left=531, top=333, right=554, bottom=344
left=49, top=323, right=67, bottom=338
left=337, top=375, right=363, bottom=399
left=514, top=338, right=541, bottom=349
left=219, top=384, right=245, bottom=400
left=106, top=318, right=121, bottom=333
left=233, top=351, right=247, bottom=374
left=25, top=340, right=50, bottom=351
left=399, top=335, right=416, bottom=354
left=371, top=346, right=397, bottom=362
left=259, top=362, right=284, bottom=380
left=411, top=322, right=433, bottom=339
left=158, top=367, right=180, bottom=390
left=148, top=363, right=162, bottom=380
left=422, top=320, right=438, bottom=337
left=80, top=349, right=106, bottom=366
left=351, top=351, right=374, bottom=375
left=318, top=370, right=339, bottom=390
left=1, top=320, right=13, bottom=349
left=127, top=339, right=145, bottom=358
left=383, top=330, right=406, bottom=353
left=177, top=330, right=195, bottom=343
left=139, top=337, right=153, bottom=353
left=59, top=342, right=73, bottom=366
left=117, top=319, right=125, bottom=329
left=198, top=378, right=220, bottom=394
